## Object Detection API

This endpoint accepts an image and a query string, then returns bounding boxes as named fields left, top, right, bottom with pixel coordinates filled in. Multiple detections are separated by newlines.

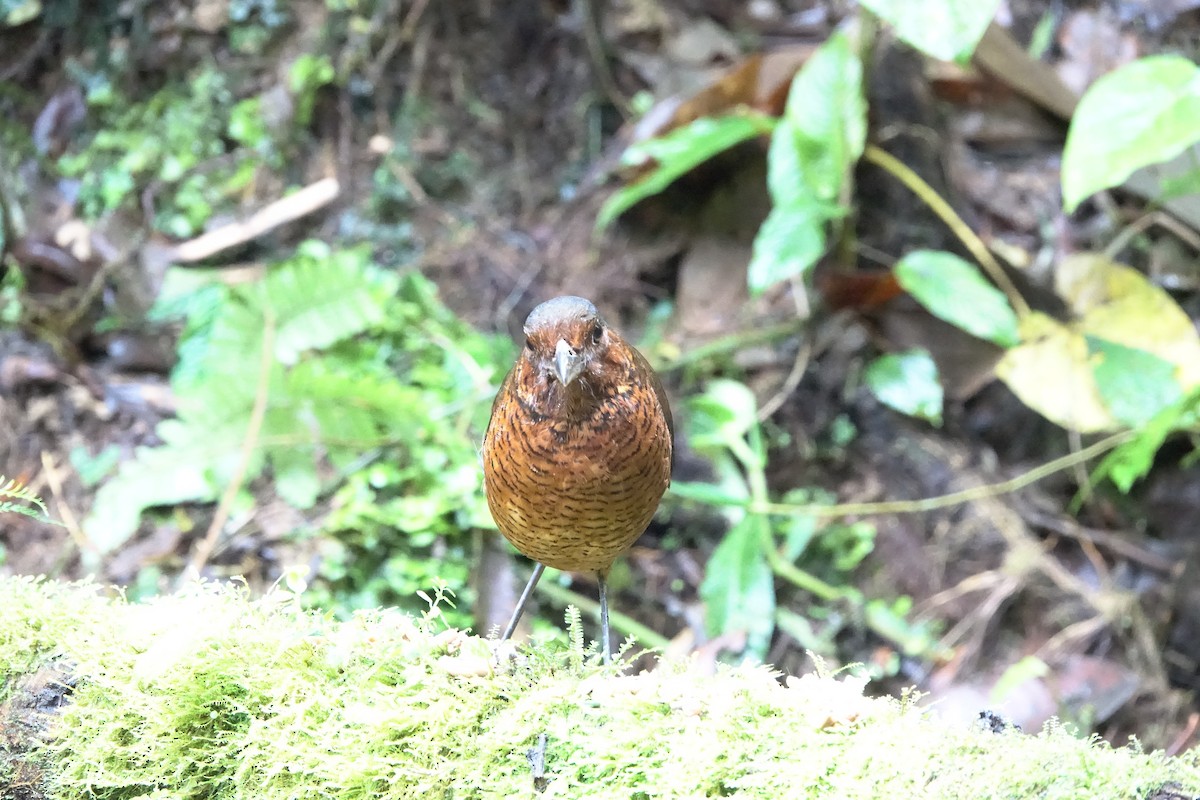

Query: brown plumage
left=482, top=296, right=673, bottom=661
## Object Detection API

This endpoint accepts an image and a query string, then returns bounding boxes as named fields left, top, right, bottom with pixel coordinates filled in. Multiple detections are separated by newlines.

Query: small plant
left=0, top=475, right=51, bottom=520
left=58, top=67, right=246, bottom=236
left=80, top=236, right=511, bottom=620
left=675, top=379, right=941, bottom=665
left=601, top=1, right=1200, bottom=491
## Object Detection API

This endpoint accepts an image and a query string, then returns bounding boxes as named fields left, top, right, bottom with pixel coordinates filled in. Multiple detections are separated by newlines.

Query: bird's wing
left=631, top=345, right=675, bottom=468
left=488, top=363, right=519, bottom=426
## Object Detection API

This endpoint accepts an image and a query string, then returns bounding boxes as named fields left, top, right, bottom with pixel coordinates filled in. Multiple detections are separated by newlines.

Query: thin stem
left=535, top=576, right=671, bottom=651
left=675, top=431, right=1132, bottom=518
left=184, top=300, right=277, bottom=580
left=863, top=143, right=1032, bottom=318
left=663, top=321, right=806, bottom=372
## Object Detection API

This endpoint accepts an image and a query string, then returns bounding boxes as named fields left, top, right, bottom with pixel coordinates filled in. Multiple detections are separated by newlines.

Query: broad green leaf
left=777, top=487, right=834, bottom=562
left=860, top=0, right=998, bottom=63
left=1056, top=255, right=1200, bottom=390
left=747, top=203, right=826, bottom=292
left=864, top=349, right=944, bottom=426
left=780, top=32, right=867, bottom=202
left=687, top=379, right=760, bottom=452
left=894, top=250, right=1019, bottom=346
left=1063, top=55, right=1200, bottom=211
left=750, top=30, right=865, bottom=294
left=998, top=254, right=1200, bottom=432
left=1092, top=387, right=1200, bottom=492
left=996, top=311, right=1116, bottom=432
left=596, top=112, right=776, bottom=230
left=1086, top=336, right=1183, bottom=427
left=700, top=515, right=776, bottom=662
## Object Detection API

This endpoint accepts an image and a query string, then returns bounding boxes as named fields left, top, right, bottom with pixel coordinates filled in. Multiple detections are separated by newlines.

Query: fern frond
left=0, top=474, right=49, bottom=517
left=566, top=605, right=585, bottom=672
left=258, top=242, right=398, bottom=364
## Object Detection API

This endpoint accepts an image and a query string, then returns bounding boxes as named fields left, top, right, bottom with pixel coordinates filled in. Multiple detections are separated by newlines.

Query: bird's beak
left=554, top=338, right=584, bottom=386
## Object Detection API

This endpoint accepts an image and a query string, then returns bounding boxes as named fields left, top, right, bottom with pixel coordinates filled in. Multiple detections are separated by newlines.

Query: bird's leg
left=598, top=569, right=611, bottom=664
left=501, top=562, right=546, bottom=641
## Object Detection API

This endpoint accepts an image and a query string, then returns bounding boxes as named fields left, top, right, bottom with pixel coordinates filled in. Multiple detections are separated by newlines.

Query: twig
left=39, top=451, right=94, bottom=559
left=757, top=341, right=811, bottom=422
left=686, top=430, right=1134, bottom=518
left=863, top=144, right=1031, bottom=318
left=184, top=300, right=276, bottom=578
left=1166, top=712, right=1199, bottom=757
left=664, top=320, right=807, bottom=372
left=171, top=178, right=339, bottom=263
left=576, top=0, right=631, bottom=117
left=1104, top=208, right=1200, bottom=265
left=1024, top=510, right=1177, bottom=574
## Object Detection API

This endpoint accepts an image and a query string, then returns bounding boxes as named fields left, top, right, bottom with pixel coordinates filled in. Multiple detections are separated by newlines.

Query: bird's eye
left=525, top=339, right=535, bottom=352
left=590, top=324, right=604, bottom=345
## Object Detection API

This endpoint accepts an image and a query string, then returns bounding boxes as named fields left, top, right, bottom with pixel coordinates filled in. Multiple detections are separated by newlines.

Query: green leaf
left=863, top=597, right=944, bottom=658
left=83, top=241, right=410, bottom=553
left=1087, top=336, right=1183, bottom=427
left=747, top=203, right=826, bottom=293
left=596, top=112, right=776, bottom=230
left=1062, top=55, right=1200, bottom=211
left=894, top=250, right=1019, bottom=346
left=700, top=516, right=776, bottom=662
left=669, top=481, right=748, bottom=508
left=69, top=445, right=122, bottom=489
left=266, top=242, right=398, bottom=364
left=270, top=445, right=321, bottom=509
left=2, top=0, right=41, bottom=27
left=85, top=418, right=246, bottom=555
left=779, top=501, right=819, bottom=563
left=780, top=32, right=867, bottom=200
left=749, top=30, right=865, bottom=294
left=1092, top=387, right=1200, bottom=492
left=1159, top=163, right=1200, bottom=199
left=687, top=379, right=760, bottom=453
left=991, top=656, right=1050, bottom=704
left=864, top=349, right=944, bottom=425
left=860, top=0, right=999, bottom=63
left=816, top=521, right=877, bottom=572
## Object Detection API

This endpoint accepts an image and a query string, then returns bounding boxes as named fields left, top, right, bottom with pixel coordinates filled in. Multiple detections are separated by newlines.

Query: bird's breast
left=482, top=379, right=672, bottom=573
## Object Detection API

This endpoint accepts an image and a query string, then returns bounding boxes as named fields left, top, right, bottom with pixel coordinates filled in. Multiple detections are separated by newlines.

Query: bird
left=482, top=295, right=673, bottom=662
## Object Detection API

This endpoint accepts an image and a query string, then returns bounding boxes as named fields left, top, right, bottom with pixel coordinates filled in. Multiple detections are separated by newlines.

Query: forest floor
left=2, top=0, right=1199, bottom=752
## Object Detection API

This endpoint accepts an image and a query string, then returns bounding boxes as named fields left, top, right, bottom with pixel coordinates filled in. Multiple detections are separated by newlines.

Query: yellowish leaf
left=1056, top=254, right=1200, bottom=389
left=997, top=254, right=1200, bottom=433
left=996, top=312, right=1115, bottom=432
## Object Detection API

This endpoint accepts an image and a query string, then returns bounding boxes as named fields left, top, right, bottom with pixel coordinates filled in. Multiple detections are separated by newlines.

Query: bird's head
left=521, top=296, right=612, bottom=393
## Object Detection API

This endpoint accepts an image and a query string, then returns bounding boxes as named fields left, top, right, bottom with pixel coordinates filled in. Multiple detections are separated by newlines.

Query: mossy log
left=1, top=576, right=1197, bottom=799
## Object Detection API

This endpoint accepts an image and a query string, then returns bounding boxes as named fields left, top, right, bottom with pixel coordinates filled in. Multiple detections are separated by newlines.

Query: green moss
left=1, top=576, right=1197, bottom=799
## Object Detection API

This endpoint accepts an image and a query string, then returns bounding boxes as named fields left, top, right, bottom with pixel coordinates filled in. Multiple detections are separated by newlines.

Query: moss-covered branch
left=1, top=577, right=1197, bottom=799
